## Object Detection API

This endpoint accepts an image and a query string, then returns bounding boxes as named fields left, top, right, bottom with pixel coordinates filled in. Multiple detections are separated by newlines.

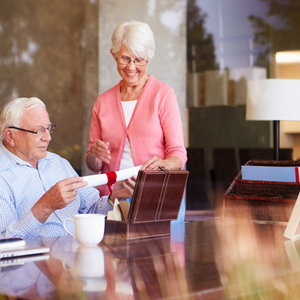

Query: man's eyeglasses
left=116, top=57, right=149, bottom=66
left=8, top=124, right=56, bottom=136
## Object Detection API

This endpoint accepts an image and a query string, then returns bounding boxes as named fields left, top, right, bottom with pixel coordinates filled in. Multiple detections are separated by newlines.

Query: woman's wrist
left=87, top=152, right=103, bottom=173
left=164, top=156, right=182, bottom=170
left=107, top=194, right=114, bottom=207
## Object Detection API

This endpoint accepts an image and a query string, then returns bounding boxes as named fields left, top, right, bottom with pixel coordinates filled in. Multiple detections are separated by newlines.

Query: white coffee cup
left=63, top=214, right=105, bottom=246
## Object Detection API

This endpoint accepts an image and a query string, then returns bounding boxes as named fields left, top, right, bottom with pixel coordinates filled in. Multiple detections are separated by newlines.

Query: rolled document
left=80, top=165, right=142, bottom=189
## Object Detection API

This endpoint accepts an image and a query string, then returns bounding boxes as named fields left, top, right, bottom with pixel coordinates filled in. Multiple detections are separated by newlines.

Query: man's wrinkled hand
left=32, top=177, right=88, bottom=223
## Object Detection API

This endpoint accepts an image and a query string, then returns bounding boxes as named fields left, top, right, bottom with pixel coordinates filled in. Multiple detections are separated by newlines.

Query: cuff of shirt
left=21, top=210, right=44, bottom=237
left=97, top=195, right=113, bottom=215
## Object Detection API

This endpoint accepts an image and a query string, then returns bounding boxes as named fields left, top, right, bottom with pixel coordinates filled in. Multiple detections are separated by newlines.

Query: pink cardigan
left=87, top=75, right=187, bottom=195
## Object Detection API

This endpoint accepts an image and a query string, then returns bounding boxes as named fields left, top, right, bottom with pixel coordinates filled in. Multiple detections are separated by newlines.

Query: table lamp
left=246, top=79, right=300, bottom=160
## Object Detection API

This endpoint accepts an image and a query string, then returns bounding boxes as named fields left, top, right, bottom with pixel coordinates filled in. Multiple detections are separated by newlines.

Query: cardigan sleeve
left=158, top=87, right=187, bottom=168
left=87, top=98, right=102, bottom=155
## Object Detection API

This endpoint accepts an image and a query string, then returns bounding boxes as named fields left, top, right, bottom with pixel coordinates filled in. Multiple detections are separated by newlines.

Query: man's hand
left=111, top=176, right=136, bottom=202
left=31, top=177, right=88, bottom=223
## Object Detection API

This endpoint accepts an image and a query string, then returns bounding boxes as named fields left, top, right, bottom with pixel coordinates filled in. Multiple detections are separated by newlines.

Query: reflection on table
left=1, top=219, right=300, bottom=299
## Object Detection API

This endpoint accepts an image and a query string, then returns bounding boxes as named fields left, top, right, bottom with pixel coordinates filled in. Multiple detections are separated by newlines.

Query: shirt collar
left=0, top=142, right=54, bottom=172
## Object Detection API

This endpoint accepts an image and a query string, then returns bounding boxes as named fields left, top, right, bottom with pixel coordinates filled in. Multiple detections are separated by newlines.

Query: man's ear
left=3, top=128, right=15, bottom=147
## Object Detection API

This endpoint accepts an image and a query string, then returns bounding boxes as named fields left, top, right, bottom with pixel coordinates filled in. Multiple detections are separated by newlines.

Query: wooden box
left=104, top=169, right=189, bottom=240
left=223, top=159, right=300, bottom=222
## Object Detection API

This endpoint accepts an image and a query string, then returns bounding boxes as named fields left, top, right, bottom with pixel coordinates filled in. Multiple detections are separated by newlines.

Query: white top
left=119, top=100, right=137, bottom=170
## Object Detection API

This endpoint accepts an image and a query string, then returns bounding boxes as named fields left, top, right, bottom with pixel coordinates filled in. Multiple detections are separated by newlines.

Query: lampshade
left=246, top=79, right=300, bottom=121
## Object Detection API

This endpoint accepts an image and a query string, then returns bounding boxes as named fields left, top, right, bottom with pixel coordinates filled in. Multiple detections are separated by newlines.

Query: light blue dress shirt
left=0, top=143, right=112, bottom=239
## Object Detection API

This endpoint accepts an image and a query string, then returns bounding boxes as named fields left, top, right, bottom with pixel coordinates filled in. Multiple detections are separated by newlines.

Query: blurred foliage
left=187, top=0, right=218, bottom=73
left=249, top=0, right=300, bottom=71
left=59, top=144, right=82, bottom=171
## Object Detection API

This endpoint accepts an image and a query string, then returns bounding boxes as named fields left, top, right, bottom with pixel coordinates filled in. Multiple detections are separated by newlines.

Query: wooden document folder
left=104, top=169, right=189, bottom=240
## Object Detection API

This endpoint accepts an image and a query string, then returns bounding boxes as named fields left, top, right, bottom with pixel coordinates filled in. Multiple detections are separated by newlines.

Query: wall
left=0, top=0, right=98, bottom=173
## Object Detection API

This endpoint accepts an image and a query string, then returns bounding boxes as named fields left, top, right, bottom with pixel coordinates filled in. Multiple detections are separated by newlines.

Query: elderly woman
left=86, top=20, right=187, bottom=222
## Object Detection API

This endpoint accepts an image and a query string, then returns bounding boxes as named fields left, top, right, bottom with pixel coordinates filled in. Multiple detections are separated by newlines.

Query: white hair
left=0, top=97, right=46, bottom=141
left=111, top=20, right=155, bottom=60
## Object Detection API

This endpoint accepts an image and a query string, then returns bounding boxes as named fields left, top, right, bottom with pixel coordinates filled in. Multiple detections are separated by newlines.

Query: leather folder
left=104, top=168, right=189, bottom=240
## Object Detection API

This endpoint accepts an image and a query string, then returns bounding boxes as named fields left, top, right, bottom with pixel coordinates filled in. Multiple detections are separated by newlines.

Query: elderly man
left=0, top=97, right=135, bottom=238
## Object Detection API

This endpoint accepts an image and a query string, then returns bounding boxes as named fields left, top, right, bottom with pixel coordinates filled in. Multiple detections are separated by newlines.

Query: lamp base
left=273, top=120, right=279, bottom=160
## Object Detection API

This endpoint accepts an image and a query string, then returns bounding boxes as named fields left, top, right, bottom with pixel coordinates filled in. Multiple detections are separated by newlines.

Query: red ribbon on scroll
left=295, top=167, right=299, bottom=183
left=106, top=171, right=117, bottom=194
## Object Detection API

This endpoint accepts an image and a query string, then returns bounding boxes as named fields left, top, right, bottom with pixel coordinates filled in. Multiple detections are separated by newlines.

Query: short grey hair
left=111, top=20, right=155, bottom=60
left=0, top=97, right=46, bottom=141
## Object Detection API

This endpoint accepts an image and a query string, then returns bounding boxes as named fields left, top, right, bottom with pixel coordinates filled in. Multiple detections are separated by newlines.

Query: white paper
left=80, top=165, right=142, bottom=189
left=284, top=192, right=300, bottom=240
left=107, top=199, right=122, bottom=221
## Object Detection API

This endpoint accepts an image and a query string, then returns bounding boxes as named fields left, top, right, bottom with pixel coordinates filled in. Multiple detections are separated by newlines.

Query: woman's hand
left=141, top=155, right=182, bottom=170
left=86, top=139, right=111, bottom=173
left=111, top=176, right=136, bottom=201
